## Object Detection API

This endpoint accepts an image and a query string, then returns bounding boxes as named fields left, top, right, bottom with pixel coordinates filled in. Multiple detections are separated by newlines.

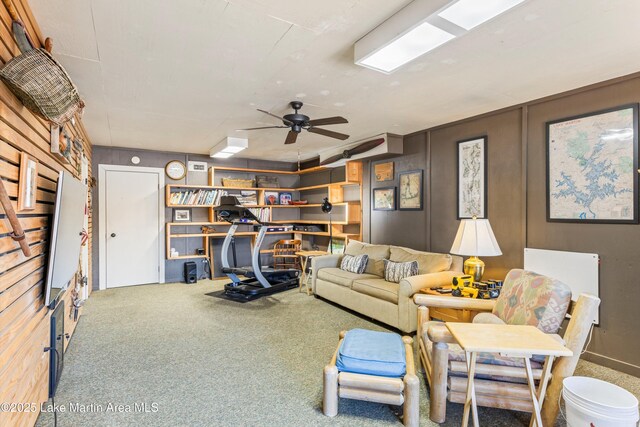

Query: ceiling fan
left=237, top=101, right=349, bottom=145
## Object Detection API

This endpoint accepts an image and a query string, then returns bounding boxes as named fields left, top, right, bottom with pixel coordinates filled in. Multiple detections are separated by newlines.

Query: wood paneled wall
left=0, top=1, right=93, bottom=426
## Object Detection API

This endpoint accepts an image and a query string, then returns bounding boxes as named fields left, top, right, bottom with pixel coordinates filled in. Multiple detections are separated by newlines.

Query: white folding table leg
left=461, top=351, right=479, bottom=427
left=524, top=357, right=543, bottom=427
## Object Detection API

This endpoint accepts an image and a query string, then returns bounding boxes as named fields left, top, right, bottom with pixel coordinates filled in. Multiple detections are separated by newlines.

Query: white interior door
left=104, top=168, right=162, bottom=288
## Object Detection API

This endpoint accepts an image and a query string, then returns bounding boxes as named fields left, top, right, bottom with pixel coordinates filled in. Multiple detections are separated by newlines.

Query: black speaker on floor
left=184, top=261, right=197, bottom=284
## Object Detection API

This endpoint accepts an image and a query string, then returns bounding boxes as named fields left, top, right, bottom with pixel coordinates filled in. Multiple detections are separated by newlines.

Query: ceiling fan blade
left=307, top=127, right=350, bottom=140
left=346, top=138, right=385, bottom=155
left=284, top=130, right=299, bottom=145
left=236, top=126, right=288, bottom=131
left=257, top=108, right=293, bottom=125
left=320, top=153, right=347, bottom=166
left=306, top=116, right=348, bottom=127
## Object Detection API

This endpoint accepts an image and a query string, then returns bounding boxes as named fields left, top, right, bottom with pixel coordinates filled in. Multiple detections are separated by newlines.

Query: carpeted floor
left=36, top=280, right=640, bottom=427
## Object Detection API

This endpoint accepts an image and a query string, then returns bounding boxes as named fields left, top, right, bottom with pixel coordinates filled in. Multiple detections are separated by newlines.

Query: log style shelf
left=165, top=161, right=363, bottom=263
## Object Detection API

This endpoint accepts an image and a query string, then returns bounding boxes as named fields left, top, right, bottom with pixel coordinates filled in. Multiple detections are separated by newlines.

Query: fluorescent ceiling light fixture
left=358, top=22, right=455, bottom=73
left=211, top=151, right=234, bottom=159
left=210, top=137, right=248, bottom=158
left=438, top=0, right=526, bottom=30
left=354, top=0, right=527, bottom=73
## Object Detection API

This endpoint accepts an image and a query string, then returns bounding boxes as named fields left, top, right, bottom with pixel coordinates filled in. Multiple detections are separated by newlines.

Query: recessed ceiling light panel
left=438, top=0, right=526, bottom=30
left=358, top=22, right=455, bottom=73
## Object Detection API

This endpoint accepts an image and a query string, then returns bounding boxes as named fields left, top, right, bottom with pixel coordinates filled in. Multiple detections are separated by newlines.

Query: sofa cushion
left=336, top=328, right=406, bottom=377
left=389, top=246, right=452, bottom=274
left=340, top=254, right=369, bottom=274
left=384, top=259, right=419, bottom=283
left=317, top=268, right=378, bottom=288
left=345, top=240, right=390, bottom=276
left=352, top=278, right=399, bottom=304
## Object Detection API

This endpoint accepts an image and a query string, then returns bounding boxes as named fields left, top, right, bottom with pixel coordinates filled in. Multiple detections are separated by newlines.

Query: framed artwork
left=398, top=170, right=423, bottom=210
left=18, top=152, right=38, bottom=211
left=457, top=136, right=487, bottom=219
left=374, top=162, right=394, bottom=182
left=279, top=192, right=292, bottom=205
left=264, top=191, right=279, bottom=205
left=546, top=104, right=638, bottom=223
left=372, top=187, right=396, bottom=211
left=173, top=209, right=191, bottom=222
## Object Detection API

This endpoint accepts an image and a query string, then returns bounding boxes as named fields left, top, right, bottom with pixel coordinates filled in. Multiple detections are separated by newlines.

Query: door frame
left=98, top=164, right=165, bottom=290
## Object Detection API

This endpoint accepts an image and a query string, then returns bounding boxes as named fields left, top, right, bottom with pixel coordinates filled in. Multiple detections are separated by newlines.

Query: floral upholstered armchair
left=414, top=269, right=600, bottom=425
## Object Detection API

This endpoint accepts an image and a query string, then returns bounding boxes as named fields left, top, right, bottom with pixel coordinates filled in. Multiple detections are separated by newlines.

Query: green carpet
left=35, top=280, right=640, bottom=427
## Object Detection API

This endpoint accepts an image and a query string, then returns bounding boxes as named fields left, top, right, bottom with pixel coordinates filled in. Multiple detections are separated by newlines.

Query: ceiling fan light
left=438, top=0, right=526, bottom=30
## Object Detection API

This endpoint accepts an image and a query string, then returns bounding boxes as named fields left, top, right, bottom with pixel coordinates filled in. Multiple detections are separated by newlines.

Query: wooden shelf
left=209, top=185, right=296, bottom=191
left=243, top=202, right=358, bottom=208
left=167, top=204, right=215, bottom=208
left=165, top=161, right=362, bottom=261
left=167, top=184, right=216, bottom=189
left=210, top=165, right=327, bottom=175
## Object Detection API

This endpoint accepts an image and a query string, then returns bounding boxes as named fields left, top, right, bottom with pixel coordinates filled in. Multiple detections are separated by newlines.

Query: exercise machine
left=215, top=196, right=300, bottom=300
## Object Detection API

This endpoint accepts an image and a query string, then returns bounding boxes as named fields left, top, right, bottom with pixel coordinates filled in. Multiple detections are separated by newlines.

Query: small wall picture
left=279, top=192, right=292, bottom=205
left=373, top=187, right=396, bottom=211
left=18, top=152, right=38, bottom=211
left=458, top=136, right=487, bottom=219
left=264, top=191, right=279, bottom=205
left=173, top=208, right=191, bottom=222
left=374, top=161, right=394, bottom=182
left=399, top=169, right=423, bottom=210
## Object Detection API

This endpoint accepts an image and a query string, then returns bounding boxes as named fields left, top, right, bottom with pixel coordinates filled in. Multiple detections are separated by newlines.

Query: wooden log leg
left=323, top=365, right=339, bottom=417
left=542, top=294, right=600, bottom=426
left=462, top=352, right=479, bottom=427
left=524, top=357, right=543, bottom=427
left=530, top=356, right=555, bottom=427
left=430, top=342, right=449, bottom=423
left=401, top=336, right=419, bottom=427
left=403, top=374, right=420, bottom=427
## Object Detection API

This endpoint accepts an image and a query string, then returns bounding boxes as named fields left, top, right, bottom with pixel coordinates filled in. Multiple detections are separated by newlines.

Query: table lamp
left=449, top=216, right=502, bottom=281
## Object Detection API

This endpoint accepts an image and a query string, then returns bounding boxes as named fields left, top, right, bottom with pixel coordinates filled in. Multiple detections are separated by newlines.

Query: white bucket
left=563, top=376, right=639, bottom=427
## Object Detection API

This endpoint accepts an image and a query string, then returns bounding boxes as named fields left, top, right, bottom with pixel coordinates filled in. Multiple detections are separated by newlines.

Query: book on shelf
left=170, top=188, right=221, bottom=206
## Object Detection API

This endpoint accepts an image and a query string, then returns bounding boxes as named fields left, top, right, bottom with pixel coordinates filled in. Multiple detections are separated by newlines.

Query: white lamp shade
left=450, top=218, right=502, bottom=257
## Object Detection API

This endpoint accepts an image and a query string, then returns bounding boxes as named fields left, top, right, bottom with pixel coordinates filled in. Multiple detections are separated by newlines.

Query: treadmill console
left=213, top=196, right=261, bottom=224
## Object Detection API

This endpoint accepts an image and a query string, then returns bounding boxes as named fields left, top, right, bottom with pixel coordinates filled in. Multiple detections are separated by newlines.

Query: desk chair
left=273, top=239, right=301, bottom=270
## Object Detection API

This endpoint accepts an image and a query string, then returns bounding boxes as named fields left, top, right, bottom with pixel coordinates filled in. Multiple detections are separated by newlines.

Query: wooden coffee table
left=446, top=323, right=572, bottom=427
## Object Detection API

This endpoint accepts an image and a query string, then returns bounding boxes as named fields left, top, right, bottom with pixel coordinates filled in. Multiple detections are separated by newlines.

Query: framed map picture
left=398, top=170, right=423, bottom=210
left=457, top=136, right=487, bottom=219
left=374, top=162, right=394, bottom=182
left=546, top=104, right=638, bottom=223
left=373, top=187, right=396, bottom=211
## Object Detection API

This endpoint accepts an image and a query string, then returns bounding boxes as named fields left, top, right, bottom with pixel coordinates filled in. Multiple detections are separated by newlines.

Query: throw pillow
left=384, top=259, right=419, bottom=283
left=345, top=240, right=390, bottom=276
left=340, top=254, right=369, bottom=274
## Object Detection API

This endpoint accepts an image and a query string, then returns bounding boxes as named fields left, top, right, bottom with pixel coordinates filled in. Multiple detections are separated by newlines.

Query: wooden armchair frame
left=414, top=293, right=600, bottom=425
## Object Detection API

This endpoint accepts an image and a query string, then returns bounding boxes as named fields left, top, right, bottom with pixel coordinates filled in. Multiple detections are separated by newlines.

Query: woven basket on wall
left=0, top=48, right=84, bottom=124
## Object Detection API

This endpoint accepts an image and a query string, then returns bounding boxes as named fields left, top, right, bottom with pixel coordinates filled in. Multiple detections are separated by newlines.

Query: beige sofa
left=311, top=241, right=462, bottom=333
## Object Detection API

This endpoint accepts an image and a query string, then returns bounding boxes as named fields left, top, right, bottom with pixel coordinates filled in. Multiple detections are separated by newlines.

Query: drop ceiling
left=30, top=0, right=640, bottom=162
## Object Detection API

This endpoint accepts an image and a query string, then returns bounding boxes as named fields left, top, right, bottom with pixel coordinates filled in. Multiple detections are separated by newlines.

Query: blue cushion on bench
left=336, top=329, right=406, bottom=377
